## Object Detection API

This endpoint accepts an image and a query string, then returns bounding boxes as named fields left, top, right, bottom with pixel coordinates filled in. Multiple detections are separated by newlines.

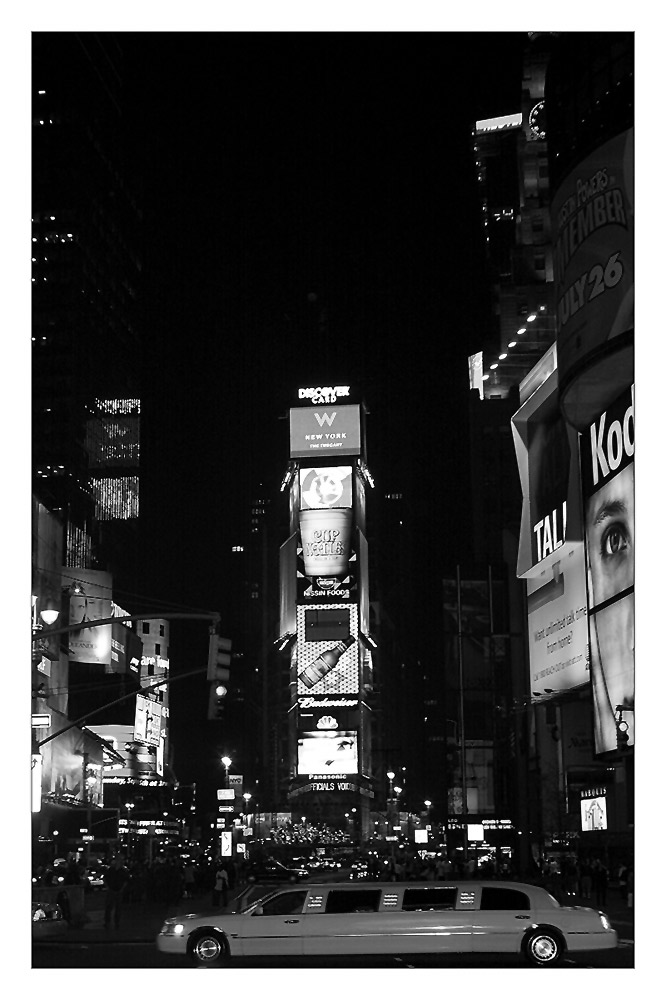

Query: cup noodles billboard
left=552, top=129, right=634, bottom=430
left=289, top=404, right=362, bottom=459
left=512, top=365, right=589, bottom=697
left=300, top=466, right=353, bottom=509
left=580, top=384, right=634, bottom=754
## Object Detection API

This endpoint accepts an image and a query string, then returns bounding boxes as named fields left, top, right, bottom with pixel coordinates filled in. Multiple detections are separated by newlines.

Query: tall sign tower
left=278, top=385, right=375, bottom=839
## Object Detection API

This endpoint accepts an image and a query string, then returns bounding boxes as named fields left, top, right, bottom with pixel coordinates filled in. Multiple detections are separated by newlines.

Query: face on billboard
left=582, top=387, right=634, bottom=753
left=297, top=731, right=358, bottom=775
left=580, top=795, right=607, bottom=832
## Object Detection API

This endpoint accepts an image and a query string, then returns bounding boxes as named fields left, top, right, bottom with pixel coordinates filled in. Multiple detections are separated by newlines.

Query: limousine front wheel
left=188, top=930, right=228, bottom=967
left=524, top=928, right=564, bottom=966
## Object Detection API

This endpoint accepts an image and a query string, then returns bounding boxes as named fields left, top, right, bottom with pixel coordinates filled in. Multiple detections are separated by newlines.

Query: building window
left=155, top=643, right=161, bottom=655
left=142, top=622, right=150, bottom=634
left=159, top=624, right=165, bottom=637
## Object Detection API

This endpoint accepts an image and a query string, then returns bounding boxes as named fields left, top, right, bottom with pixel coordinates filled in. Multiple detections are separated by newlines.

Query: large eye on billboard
left=580, top=385, right=634, bottom=754
left=300, top=466, right=353, bottom=509
left=289, top=404, right=361, bottom=459
left=297, top=731, right=358, bottom=775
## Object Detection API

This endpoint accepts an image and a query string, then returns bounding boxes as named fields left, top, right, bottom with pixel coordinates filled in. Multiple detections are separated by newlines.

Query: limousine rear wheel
left=188, top=929, right=228, bottom=967
left=524, top=928, right=564, bottom=967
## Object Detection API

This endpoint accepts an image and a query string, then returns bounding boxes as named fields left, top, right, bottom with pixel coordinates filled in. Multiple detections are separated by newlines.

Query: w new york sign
left=289, top=404, right=362, bottom=459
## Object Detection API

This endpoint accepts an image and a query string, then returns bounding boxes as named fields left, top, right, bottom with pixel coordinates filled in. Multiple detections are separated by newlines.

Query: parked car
left=246, top=859, right=310, bottom=884
left=156, top=879, right=618, bottom=967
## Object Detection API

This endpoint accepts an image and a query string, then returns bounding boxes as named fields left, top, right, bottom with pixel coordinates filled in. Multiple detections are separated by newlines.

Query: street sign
left=228, top=774, right=243, bottom=788
left=218, top=804, right=234, bottom=813
left=32, top=713, right=51, bottom=727
left=217, top=788, right=235, bottom=800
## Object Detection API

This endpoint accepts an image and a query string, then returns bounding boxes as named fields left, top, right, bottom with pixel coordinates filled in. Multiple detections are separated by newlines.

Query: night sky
left=111, top=31, right=528, bottom=791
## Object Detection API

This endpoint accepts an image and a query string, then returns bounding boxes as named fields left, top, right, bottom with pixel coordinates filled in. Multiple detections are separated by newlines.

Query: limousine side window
left=258, top=890, right=308, bottom=916
left=480, top=887, right=531, bottom=910
left=402, top=888, right=457, bottom=911
left=325, top=889, right=382, bottom=913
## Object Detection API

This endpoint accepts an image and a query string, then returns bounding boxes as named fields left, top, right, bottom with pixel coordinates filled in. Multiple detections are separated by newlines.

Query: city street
left=32, top=887, right=635, bottom=970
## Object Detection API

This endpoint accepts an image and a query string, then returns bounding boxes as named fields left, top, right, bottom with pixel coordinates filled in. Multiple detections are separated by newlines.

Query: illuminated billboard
left=512, top=363, right=589, bottom=698
left=289, top=404, right=361, bottom=459
left=296, top=604, right=359, bottom=695
left=580, top=385, right=634, bottom=754
left=580, top=788, right=608, bottom=832
left=552, top=129, right=634, bottom=431
left=134, top=694, right=162, bottom=747
left=297, top=731, right=358, bottom=775
left=300, top=466, right=353, bottom=509
left=61, top=567, right=113, bottom=665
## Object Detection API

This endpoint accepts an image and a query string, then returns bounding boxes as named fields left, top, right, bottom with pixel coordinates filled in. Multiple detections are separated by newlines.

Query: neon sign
left=298, top=385, right=350, bottom=404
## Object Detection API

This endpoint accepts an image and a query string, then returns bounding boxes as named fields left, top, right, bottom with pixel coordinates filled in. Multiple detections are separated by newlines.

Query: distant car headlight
left=160, top=920, right=185, bottom=936
left=599, top=912, right=612, bottom=931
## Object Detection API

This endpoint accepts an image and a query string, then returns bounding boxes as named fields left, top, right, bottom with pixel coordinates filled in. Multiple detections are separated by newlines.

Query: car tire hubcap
left=196, top=936, right=221, bottom=962
left=533, top=935, right=556, bottom=961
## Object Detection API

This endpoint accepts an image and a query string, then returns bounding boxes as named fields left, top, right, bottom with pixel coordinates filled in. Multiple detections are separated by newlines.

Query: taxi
left=156, top=879, right=618, bottom=967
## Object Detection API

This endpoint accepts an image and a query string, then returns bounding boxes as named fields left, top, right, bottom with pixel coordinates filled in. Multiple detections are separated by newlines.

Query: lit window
left=499, top=353, right=507, bottom=360
left=508, top=341, right=516, bottom=348
left=490, top=363, right=498, bottom=370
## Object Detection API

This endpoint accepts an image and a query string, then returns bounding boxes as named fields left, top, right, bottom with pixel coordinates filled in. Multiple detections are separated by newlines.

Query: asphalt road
left=32, top=937, right=634, bottom=970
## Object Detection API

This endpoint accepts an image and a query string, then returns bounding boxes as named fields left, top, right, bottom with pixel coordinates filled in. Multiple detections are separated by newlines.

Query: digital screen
left=297, top=731, right=358, bottom=775
left=290, top=405, right=361, bottom=459
left=304, top=608, right=351, bottom=642
left=300, top=466, right=353, bottom=509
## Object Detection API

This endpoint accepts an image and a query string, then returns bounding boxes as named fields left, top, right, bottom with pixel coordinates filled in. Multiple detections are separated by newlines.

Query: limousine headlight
left=160, top=919, right=185, bottom=937
left=599, top=913, right=612, bottom=931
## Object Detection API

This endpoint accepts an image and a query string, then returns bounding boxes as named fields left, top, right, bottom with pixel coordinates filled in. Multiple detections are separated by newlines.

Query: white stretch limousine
left=156, top=880, right=618, bottom=967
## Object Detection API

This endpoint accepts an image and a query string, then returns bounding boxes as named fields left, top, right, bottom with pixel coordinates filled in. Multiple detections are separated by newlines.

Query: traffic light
left=208, top=681, right=227, bottom=720
left=207, top=631, right=232, bottom=681
left=616, top=719, right=630, bottom=751
left=207, top=631, right=231, bottom=720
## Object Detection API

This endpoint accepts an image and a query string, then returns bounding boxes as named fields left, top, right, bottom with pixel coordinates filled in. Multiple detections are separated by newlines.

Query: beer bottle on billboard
left=298, top=634, right=355, bottom=689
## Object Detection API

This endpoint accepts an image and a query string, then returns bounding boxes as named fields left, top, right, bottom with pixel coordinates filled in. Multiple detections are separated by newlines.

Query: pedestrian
left=103, top=856, right=130, bottom=931
left=213, top=865, right=229, bottom=908
left=626, top=866, right=633, bottom=908
left=183, top=861, right=196, bottom=899
left=592, top=859, right=608, bottom=908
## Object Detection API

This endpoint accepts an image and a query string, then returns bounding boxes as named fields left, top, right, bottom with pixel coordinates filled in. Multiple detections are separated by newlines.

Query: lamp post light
left=221, top=755, right=232, bottom=789
left=424, top=800, right=432, bottom=843
left=124, top=801, right=134, bottom=860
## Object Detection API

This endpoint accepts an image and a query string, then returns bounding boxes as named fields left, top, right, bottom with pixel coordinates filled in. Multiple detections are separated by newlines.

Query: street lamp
left=221, top=755, right=232, bottom=788
left=124, top=801, right=134, bottom=860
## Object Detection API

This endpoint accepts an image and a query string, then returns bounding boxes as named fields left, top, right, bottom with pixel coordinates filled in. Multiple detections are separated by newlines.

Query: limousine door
left=300, top=886, right=473, bottom=956
left=238, top=889, right=307, bottom=956
left=471, top=885, right=534, bottom=954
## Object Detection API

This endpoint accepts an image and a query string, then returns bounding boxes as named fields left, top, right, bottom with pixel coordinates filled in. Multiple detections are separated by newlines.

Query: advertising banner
left=296, top=604, right=359, bottom=695
left=297, top=699, right=358, bottom=734
left=134, top=694, right=162, bottom=747
left=300, top=466, right=353, bottom=509
left=299, top=507, right=353, bottom=578
left=580, top=385, right=634, bottom=754
left=551, top=129, right=634, bottom=430
left=62, top=567, right=113, bottom=665
left=512, top=365, right=589, bottom=697
left=580, top=790, right=608, bottom=832
left=289, top=404, right=362, bottom=459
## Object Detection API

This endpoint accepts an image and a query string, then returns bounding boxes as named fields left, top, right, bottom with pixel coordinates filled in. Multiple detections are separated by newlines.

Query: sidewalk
left=35, top=890, right=241, bottom=945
